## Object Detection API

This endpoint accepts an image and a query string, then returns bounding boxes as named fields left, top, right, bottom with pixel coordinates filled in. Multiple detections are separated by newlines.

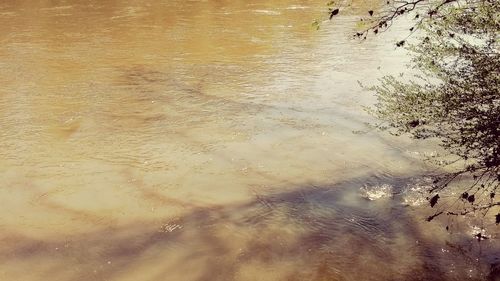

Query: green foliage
left=369, top=0, right=499, bottom=222
left=372, top=0, right=499, bottom=170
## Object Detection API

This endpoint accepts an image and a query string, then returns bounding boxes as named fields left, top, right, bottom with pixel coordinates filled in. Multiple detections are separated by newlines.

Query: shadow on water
left=1, top=175, right=498, bottom=281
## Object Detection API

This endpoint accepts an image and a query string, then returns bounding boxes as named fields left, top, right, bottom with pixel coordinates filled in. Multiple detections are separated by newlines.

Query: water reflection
left=0, top=0, right=497, bottom=280
left=1, top=177, right=496, bottom=281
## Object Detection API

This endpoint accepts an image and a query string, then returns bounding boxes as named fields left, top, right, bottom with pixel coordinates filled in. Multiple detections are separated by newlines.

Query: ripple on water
left=0, top=0, right=496, bottom=280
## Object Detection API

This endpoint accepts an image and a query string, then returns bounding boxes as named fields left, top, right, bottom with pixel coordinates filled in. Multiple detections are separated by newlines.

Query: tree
left=329, top=0, right=499, bottom=226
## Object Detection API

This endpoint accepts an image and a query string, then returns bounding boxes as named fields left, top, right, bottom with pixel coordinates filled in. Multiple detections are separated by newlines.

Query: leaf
left=467, top=194, right=475, bottom=203
left=475, top=233, right=488, bottom=241
left=368, top=10, right=374, bottom=16
left=408, top=120, right=420, bottom=127
left=461, top=192, right=469, bottom=199
left=430, top=194, right=439, bottom=207
left=396, top=40, right=405, bottom=47
left=330, top=8, right=339, bottom=19
left=312, top=20, right=320, bottom=30
left=496, top=213, right=500, bottom=225
left=490, top=192, right=495, bottom=199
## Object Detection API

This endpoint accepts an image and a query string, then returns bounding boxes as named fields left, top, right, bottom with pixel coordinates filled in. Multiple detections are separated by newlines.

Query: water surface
left=0, top=1, right=497, bottom=280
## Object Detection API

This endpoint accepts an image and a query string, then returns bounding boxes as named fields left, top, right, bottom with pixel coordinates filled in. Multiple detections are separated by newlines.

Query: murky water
left=0, top=1, right=498, bottom=280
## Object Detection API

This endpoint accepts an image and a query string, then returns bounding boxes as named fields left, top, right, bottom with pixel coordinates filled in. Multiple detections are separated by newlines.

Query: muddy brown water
left=0, top=1, right=498, bottom=280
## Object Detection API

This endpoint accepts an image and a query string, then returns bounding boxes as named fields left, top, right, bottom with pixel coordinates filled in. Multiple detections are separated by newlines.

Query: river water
left=0, top=1, right=498, bottom=281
